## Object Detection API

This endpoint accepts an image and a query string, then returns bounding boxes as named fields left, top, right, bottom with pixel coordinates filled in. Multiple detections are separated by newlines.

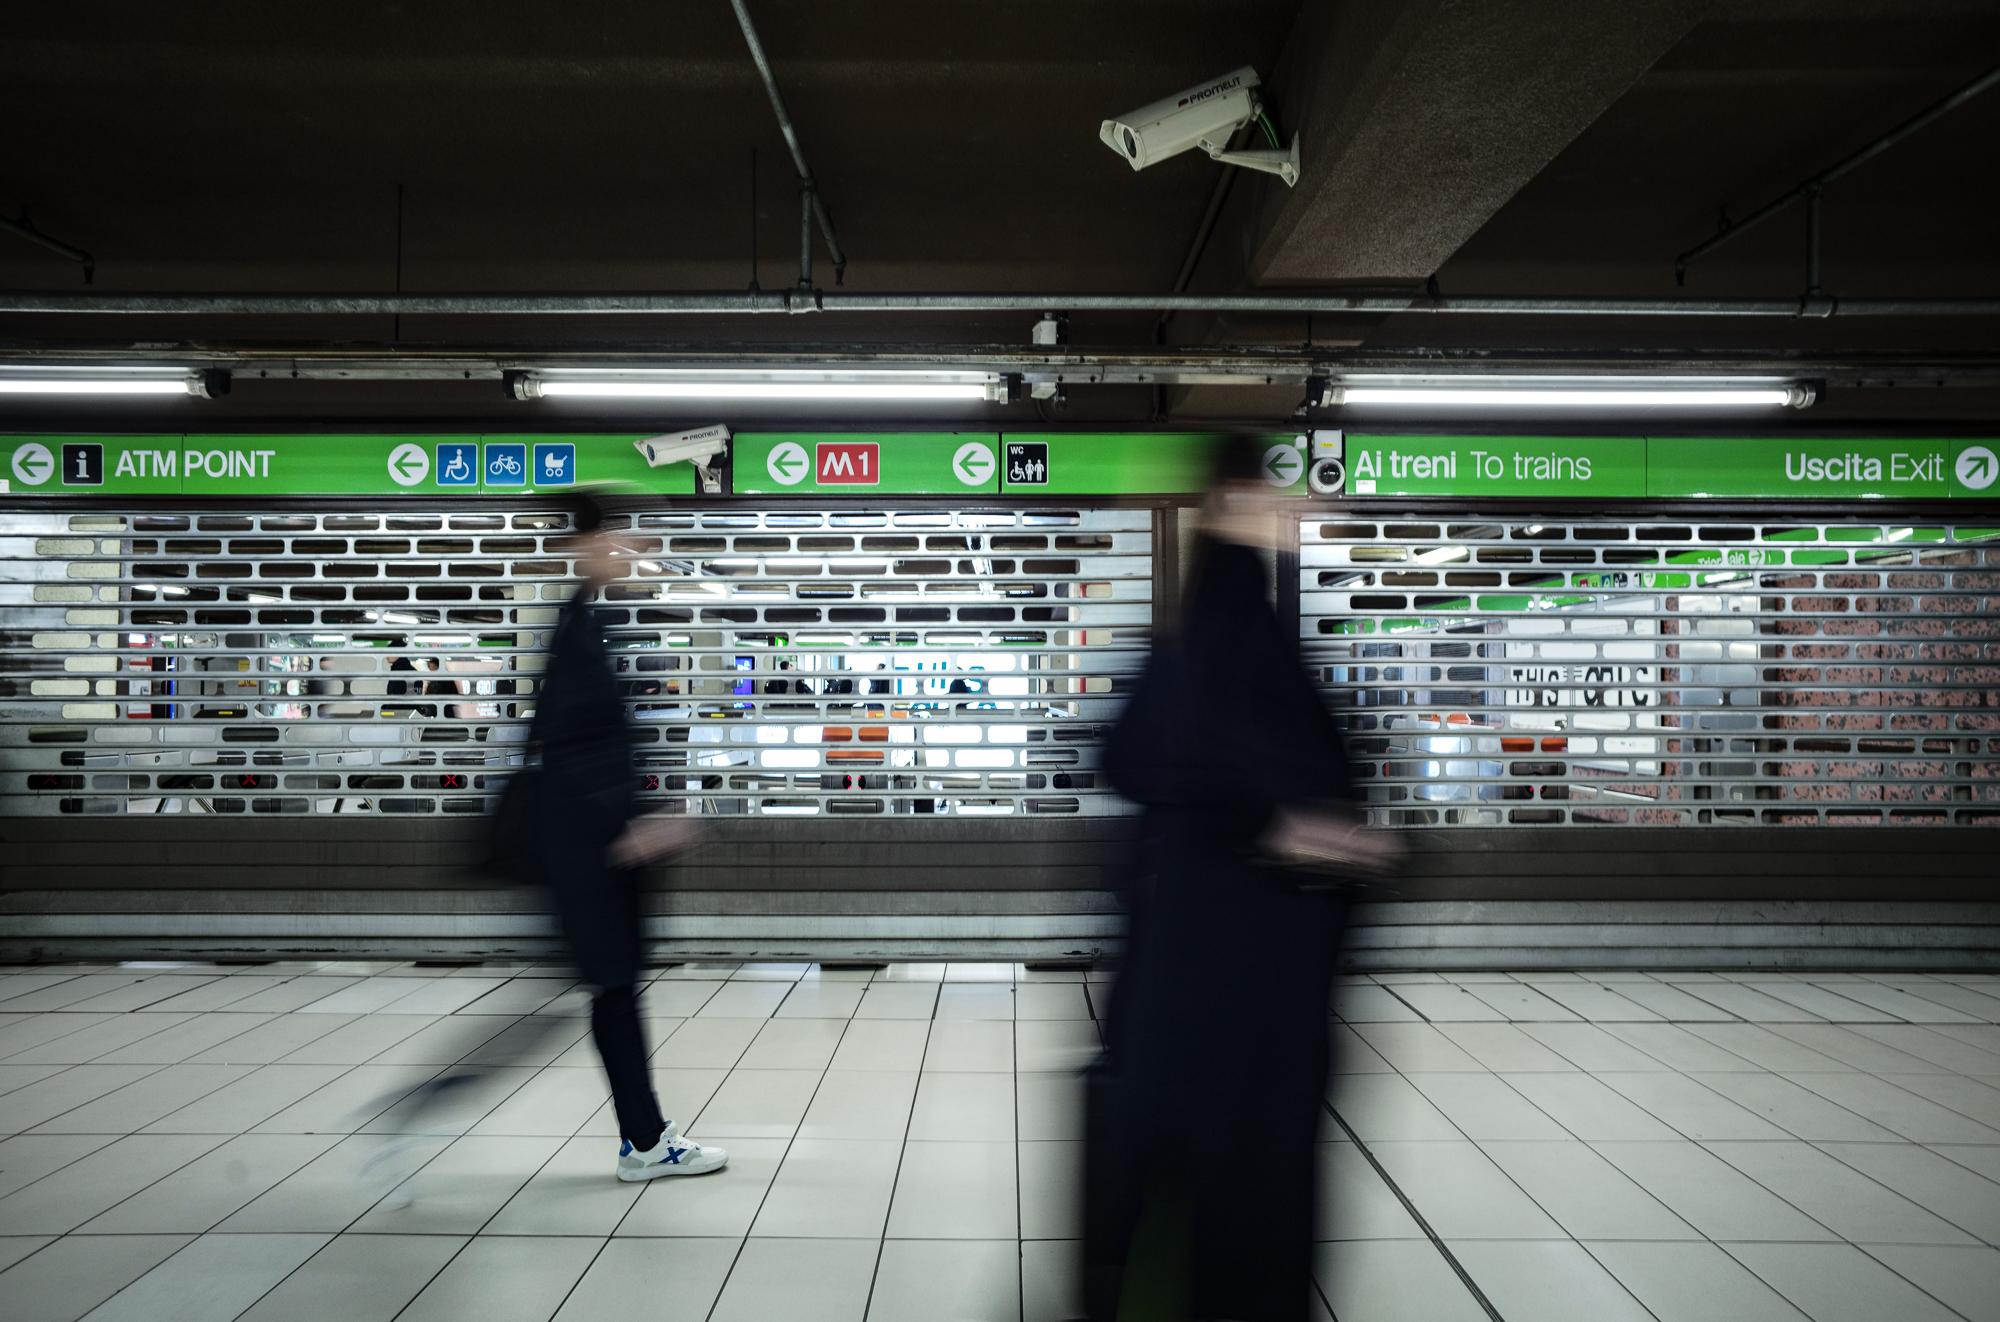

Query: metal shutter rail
left=1300, top=515, right=2000, bottom=828
left=0, top=505, right=1152, bottom=820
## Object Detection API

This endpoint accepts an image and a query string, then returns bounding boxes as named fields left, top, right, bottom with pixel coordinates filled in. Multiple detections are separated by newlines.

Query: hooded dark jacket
left=1086, top=537, right=1355, bottom=1322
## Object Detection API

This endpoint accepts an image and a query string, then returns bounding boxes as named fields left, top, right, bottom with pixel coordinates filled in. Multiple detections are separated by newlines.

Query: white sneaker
left=616, top=1123, right=728, bottom=1181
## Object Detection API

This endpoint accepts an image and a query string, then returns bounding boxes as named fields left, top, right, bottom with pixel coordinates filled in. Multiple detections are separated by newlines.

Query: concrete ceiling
left=3, top=0, right=1999, bottom=423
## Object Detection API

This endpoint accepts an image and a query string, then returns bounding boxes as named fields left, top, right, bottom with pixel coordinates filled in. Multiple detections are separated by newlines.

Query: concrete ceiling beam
left=1246, top=0, right=1712, bottom=285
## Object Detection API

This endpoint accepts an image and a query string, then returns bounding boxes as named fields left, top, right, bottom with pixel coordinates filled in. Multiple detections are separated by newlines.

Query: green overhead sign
left=3, top=434, right=178, bottom=495
left=1338, top=434, right=2000, bottom=501
left=1347, top=435, right=1646, bottom=498
left=1, top=433, right=696, bottom=497
left=7, top=431, right=1998, bottom=502
left=731, top=432, right=1000, bottom=495
left=1645, top=437, right=1995, bottom=499
left=998, top=432, right=1309, bottom=495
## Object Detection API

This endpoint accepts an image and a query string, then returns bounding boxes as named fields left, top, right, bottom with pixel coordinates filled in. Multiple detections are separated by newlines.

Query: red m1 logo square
left=816, top=442, right=879, bottom=485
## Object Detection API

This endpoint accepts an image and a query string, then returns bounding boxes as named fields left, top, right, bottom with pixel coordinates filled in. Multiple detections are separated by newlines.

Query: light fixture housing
left=0, top=366, right=225, bottom=398
left=509, top=368, right=1007, bottom=403
left=1321, top=374, right=1816, bottom=412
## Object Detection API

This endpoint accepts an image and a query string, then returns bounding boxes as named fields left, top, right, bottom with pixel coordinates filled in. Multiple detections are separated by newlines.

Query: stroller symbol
left=532, top=442, right=576, bottom=485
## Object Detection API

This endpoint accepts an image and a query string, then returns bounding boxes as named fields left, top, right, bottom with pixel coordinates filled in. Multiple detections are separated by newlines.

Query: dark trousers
left=544, top=845, right=667, bottom=1148
left=592, top=984, right=666, bottom=1146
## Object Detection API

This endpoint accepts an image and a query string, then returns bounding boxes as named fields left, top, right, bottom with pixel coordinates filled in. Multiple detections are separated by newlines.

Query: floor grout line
left=1320, top=1100, right=1508, bottom=1322
left=6, top=964, right=2000, bottom=1322
left=1342, top=1007, right=1746, bottom=1321
left=699, top=972, right=887, bottom=1322
left=855, top=989, right=939, bottom=1322
left=1334, top=1004, right=1912, bottom=1319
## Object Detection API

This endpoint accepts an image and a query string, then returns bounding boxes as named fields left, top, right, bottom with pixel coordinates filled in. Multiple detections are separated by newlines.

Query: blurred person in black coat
left=533, top=493, right=729, bottom=1182
left=1083, top=440, right=1395, bottom=1321
left=366, top=497, right=727, bottom=1199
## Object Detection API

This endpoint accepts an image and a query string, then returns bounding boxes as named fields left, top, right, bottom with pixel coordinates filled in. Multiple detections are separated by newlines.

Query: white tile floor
left=2, top=964, right=1999, bottom=1320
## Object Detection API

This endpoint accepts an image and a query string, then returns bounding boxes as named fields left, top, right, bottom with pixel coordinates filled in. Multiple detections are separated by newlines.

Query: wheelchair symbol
left=443, top=450, right=472, bottom=482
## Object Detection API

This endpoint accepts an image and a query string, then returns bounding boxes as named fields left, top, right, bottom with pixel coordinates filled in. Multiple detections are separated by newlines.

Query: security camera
left=634, top=425, right=729, bottom=493
left=1307, top=429, right=1344, bottom=495
left=1099, top=66, right=1299, bottom=187
left=633, top=424, right=730, bottom=469
left=1309, top=458, right=1346, bottom=496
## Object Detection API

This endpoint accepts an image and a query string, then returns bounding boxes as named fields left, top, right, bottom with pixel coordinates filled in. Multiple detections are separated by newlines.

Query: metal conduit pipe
left=1676, top=63, right=2000, bottom=283
left=4, top=290, right=2000, bottom=317
left=730, top=0, right=847, bottom=285
left=799, top=187, right=813, bottom=290
left=0, top=216, right=95, bottom=284
left=12, top=344, right=2000, bottom=385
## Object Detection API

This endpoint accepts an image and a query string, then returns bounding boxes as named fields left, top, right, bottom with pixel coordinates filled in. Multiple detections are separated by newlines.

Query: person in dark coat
left=534, top=492, right=728, bottom=1182
left=383, top=653, right=435, bottom=717
left=1084, top=440, right=1394, bottom=1321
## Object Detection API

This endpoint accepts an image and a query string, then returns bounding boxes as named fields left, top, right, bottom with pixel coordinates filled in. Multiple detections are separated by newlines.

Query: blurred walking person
left=507, top=491, right=728, bottom=1181
left=1084, top=440, right=1393, bottom=1321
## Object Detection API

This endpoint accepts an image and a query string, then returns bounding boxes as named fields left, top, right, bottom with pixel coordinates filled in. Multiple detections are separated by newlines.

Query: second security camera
left=633, top=424, right=730, bottom=469
left=634, top=425, right=729, bottom=493
left=1099, top=66, right=1299, bottom=186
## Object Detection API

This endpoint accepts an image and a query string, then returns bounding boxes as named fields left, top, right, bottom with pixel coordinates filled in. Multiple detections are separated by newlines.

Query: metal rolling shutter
left=1, top=504, right=1152, bottom=821
left=1300, top=514, right=2000, bottom=828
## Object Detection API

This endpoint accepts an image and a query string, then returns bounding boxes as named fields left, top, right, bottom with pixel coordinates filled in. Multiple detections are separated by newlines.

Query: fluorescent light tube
left=513, top=368, right=1004, bottom=402
left=0, top=368, right=221, bottom=397
left=1335, top=387, right=1801, bottom=409
left=535, top=381, right=988, bottom=400
left=0, top=378, right=193, bottom=395
left=1325, top=375, right=1814, bottom=411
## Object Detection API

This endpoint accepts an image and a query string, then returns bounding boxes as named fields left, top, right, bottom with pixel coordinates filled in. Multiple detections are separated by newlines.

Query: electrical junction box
left=1308, top=429, right=1345, bottom=494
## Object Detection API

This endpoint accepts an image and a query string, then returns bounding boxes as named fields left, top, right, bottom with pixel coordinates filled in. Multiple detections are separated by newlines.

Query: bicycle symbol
left=489, top=453, right=523, bottom=477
